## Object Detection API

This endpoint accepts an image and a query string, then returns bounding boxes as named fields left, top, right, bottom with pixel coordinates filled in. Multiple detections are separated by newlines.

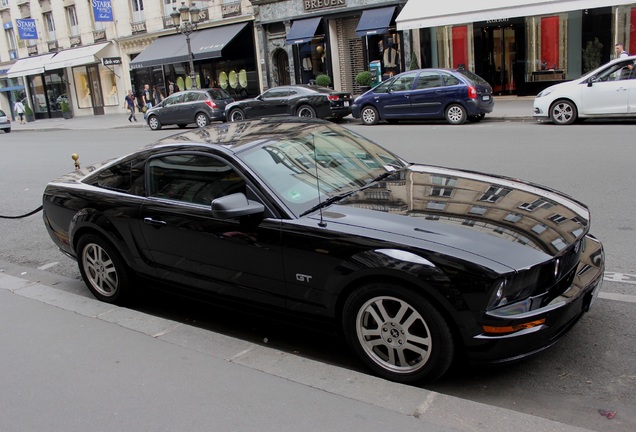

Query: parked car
left=145, top=88, right=234, bottom=130
left=352, top=68, right=494, bottom=125
left=42, top=118, right=604, bottom=383
left=534, top=55, right=636, bottom=125
left=0, top=109, right=11, bottom=133
left=225, top=84, right=352, bottom=122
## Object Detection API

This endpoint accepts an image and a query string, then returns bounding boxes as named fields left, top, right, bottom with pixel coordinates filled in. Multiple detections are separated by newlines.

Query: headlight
left=537, top=88, right=554, bottom=98
left=487, top=271, right=540, bottom=310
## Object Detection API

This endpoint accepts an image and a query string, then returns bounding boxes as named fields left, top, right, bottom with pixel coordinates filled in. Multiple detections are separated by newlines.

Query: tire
left=148, top=115, right=162, bottom=130
left=228, top=108, right=245, bottom=122
left=4, top=129, right=10, bottom=133
left=297, top=105, right=316, bottom=118
left=76, top=234, right=131, bottom=305
left=177, top=124, right=188, bottom=129
left=342, top=282, right=454, bottom=383
left=360, top=106, right=380, bottom=125
left=195, top=113, right=210, bottom=128
left=549, top=99, right=577, bottom=125
left=445, top=104, right=467, bottom=125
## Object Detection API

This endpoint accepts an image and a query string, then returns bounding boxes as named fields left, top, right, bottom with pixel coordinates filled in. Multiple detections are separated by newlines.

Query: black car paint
left=42, top=118, right=604, bottom=378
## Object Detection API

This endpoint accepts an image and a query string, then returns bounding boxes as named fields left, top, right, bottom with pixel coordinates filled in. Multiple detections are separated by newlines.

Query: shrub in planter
left=315, top=74, right=332, bottom=87
left=60, top=100, right=73, bottom=119
left=355, top=71, right=372, bottom=87
left=24, top=104, right=35, bottom=122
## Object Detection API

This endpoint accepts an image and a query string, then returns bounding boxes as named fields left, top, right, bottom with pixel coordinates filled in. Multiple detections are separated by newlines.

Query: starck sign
left=303, top=0, right=346, bottom=12
left=16, top=19, right=38, bottom=40
left=92, top=0, right=113, bottom=22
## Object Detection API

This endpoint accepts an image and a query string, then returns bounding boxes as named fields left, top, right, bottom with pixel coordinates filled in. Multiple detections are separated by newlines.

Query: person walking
left=142, top=84, right=153, bottom=110
left=153, top=85, right=163, bottom=105
left=615, top=42, right=629, bottom=58
left=13, top=99, right=26, bottom=124
left=124, top=90, right=138, bottom=122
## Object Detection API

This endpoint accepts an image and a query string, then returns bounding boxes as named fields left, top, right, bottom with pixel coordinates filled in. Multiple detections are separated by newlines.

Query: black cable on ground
left=0, top=206, right=43, bottom=219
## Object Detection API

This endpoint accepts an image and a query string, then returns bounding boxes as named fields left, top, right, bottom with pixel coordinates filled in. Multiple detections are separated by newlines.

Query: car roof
left=148, top=117, right=331, bottom=153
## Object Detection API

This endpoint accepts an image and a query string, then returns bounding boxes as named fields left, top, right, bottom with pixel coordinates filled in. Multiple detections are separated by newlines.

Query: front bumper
left=466, top=234, right=604, bottom=363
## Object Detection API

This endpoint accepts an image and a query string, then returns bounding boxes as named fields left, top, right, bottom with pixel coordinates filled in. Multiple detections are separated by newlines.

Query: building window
left=504, top=213, right=523, bottom=223
left=532, top=224, right=547, bottom=234
left=44, top=12, right=56, bottom=41
left=479, top=186, right=510, bottom=203
left=518, top=198, right=555, bottom=212
left=469, top=205, right=487, bottom=215
left=431, top=186, right=452, bottom=197
left=164, top=0, right=174, bottom=16
left=5, top=27, right=17, bottom=58
left=431, top=176, right=456, bottom=186
left=67, top=6, right=79, bottom=36
left=131, top=0, right=145, bottom=23
left=426, top=201, right=446, bottom=211
left=548, top=214, right=567, bottom=224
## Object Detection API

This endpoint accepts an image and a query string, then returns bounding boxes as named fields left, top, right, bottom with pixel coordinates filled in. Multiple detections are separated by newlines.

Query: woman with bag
left=124, top=90, right=138, bottom=122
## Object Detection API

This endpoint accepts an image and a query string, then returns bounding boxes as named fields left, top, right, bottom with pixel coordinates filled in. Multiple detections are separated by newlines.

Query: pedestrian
left=13, top=99, right=25, bottom=124
left=615, top=42, right=629, bottom=58
left=153, top=85, right=163, bottom=105
left=142, top=84, right=153, bottom=110
left=124, top=90, right=138, bottom=122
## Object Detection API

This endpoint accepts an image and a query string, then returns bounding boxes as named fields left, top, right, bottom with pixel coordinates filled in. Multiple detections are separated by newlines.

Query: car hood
left=312, top=164, right=590, bottom=270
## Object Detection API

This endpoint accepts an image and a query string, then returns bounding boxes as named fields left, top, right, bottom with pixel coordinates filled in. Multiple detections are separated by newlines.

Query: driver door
left=581, top=61, right=633, bottom=115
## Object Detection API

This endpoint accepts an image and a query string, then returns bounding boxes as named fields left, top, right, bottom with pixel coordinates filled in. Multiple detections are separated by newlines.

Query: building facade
left=0, top=0, right=257, bottom=120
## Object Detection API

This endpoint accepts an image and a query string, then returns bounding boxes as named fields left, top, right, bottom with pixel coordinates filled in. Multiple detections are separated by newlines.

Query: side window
left=147, top=154, right=246, bottom=206
left=414, top=72, right=443, bottom=89
left=184, top=92, right=200, bottom=102
left=94, top=154, right=145, bottom=194
left=164, top=94, right=184, bottom=106
left=440, top=72, right=462, bottom=86
left=390, top=72, right=417, bottom=92
left=262, top=89, right=289, bottom=99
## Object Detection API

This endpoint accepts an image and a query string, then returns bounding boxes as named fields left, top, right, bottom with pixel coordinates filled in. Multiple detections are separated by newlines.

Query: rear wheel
left=297, top=105, right=316, bottom=118
left=77, top=234, right=131, bottom=305
left=228, top=108, right=245, bottom=122
left=342, top=282, right=454, bottom=383
left=445, top=104, right=467, bottom=125
left=148, top=115, right=162, bottom=130
left=360, top=106, right=380, bottom=125
left=195, top=113, right=210, bottom=128
left=549, top=99, right=577, bottom=125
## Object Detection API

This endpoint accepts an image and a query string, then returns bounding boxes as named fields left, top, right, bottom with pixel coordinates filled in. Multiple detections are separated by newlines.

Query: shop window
left=100, top=65, right=118, bottom=106
left=73, top=69, right=93, bottom=109
left=452, top=26, right=468, bottom=69
left=540, top=17, right=559, bottom=70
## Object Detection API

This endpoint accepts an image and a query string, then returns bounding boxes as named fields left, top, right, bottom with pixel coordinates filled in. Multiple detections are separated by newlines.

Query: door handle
left=143, top=217, right=167, bottom=226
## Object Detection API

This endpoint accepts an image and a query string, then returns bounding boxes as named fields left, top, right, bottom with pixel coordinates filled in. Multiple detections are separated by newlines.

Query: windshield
left=239, top=124, right=406, bottom=217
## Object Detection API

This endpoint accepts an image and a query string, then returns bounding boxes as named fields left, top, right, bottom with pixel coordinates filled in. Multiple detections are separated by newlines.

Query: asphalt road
left=0, top=120, right=634, bottom=431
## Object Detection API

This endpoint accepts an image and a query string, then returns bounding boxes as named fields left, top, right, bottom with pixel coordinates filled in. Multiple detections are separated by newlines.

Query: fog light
left=482, top=318, right=546, bottom=334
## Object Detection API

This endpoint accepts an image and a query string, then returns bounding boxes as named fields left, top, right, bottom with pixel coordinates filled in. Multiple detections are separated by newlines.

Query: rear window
left=456, top=69, right=490, bottom=86
left=207, top=88, right=231, bottom=99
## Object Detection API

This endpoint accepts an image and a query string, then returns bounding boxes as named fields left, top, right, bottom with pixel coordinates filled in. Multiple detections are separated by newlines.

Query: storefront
left=397, top=0, right=636, bottom=95
left=129, top=21, right=259, bottom=101
left=252, top=0, right=407, bottom=94
left=6, top=43, right=121, bottom=118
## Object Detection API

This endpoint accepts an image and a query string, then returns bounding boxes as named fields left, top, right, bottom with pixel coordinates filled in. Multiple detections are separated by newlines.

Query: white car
left=533, top=55, right=636, bottom=125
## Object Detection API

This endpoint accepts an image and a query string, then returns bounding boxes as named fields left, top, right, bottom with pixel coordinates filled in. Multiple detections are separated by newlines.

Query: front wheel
left=445, top=104, right=467, bottom=125
left=147, top=115, right=162, bottom=130
left=549, top=100, right=577, bottom=125
left=195, top=113, right=210, bottom=128
left=342, top=283, right=454, bottom=383
left=228, top=108, right=245, bottom=122
left=77, top=234, right=131, bottom=304
left=360, top=106, right=380, bottom=125
left=297, top=105, right=316, bottom=118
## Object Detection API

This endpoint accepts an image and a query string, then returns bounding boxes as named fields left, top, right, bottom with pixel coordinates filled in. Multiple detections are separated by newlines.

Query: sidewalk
left=10, top=96, right=535, bottom=132
left=0, top=270, right=590, bottom=432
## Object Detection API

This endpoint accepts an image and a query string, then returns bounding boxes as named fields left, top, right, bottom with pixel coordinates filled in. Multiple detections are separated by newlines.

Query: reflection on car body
left=534, top=55, right=636, bottom=124
left=42, top=118, right=604, bottom=383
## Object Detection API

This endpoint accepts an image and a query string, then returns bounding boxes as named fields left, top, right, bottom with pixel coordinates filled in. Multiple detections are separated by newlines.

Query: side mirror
left=211, top=192, right=264, bottom=219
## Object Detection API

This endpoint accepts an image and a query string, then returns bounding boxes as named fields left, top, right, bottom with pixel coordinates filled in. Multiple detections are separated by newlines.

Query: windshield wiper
left=367, top=164, right=413, bottom=185
left=299, top=190, right=355, bottom=217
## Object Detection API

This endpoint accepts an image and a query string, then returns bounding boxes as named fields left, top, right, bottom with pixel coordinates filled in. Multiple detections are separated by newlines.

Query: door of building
left=484, top=26, right=517, bottom=95
left=87, top=65, right=104, bottom=115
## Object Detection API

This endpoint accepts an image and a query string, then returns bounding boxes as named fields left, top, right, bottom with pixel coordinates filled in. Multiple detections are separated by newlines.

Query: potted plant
left=315, top=74, right=332, bottom=87
left=24, top=104, right=35, bottom=122
left=355, top=71, right=373, bottom=92
left=60, top=100, right=73, bottom=119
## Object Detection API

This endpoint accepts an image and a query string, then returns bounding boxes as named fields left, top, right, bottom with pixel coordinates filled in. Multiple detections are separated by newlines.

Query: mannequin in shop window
left=383, top=38, right=399, bottom=76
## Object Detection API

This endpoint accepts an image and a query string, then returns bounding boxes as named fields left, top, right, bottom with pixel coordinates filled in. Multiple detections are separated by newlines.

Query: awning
left=356, top=6, right=396, bottom=37
left=7, top=53, right=56, bottom=78
left=45, top=42, right=112, bottom=71
left=396, top=0, right=636, bottom=30
left=285, top=17, right=322, bottom=45
left=130, top=22, right=248, bottom=69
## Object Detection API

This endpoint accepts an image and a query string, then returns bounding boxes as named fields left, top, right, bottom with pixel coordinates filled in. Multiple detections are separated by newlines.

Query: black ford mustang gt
left=42, top=118, right=604, bottom=383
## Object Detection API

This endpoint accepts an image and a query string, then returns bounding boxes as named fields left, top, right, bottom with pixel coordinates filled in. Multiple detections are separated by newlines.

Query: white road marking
left=37, top=262, right=59, bottom=271
left=604, top=272, right=636, bottom=285
left=598, top=292, right=636, bottom=304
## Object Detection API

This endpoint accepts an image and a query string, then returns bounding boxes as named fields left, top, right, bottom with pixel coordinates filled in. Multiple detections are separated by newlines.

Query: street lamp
left=171, top=1, right=200, bottom=89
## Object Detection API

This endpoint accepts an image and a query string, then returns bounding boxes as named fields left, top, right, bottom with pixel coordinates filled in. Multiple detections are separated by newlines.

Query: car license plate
left=482, top=95, right=490, bottom=101
left=344, top=101, right=350, bottom=107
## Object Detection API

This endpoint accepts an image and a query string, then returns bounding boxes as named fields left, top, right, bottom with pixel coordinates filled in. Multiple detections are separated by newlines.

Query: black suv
left=145, top=88, right=234, bottom=130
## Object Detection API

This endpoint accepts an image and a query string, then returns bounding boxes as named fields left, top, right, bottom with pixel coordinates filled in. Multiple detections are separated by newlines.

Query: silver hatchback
left=0, top=109, right=11, bottom=133
left=145, top=88, right=234, bottom=131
